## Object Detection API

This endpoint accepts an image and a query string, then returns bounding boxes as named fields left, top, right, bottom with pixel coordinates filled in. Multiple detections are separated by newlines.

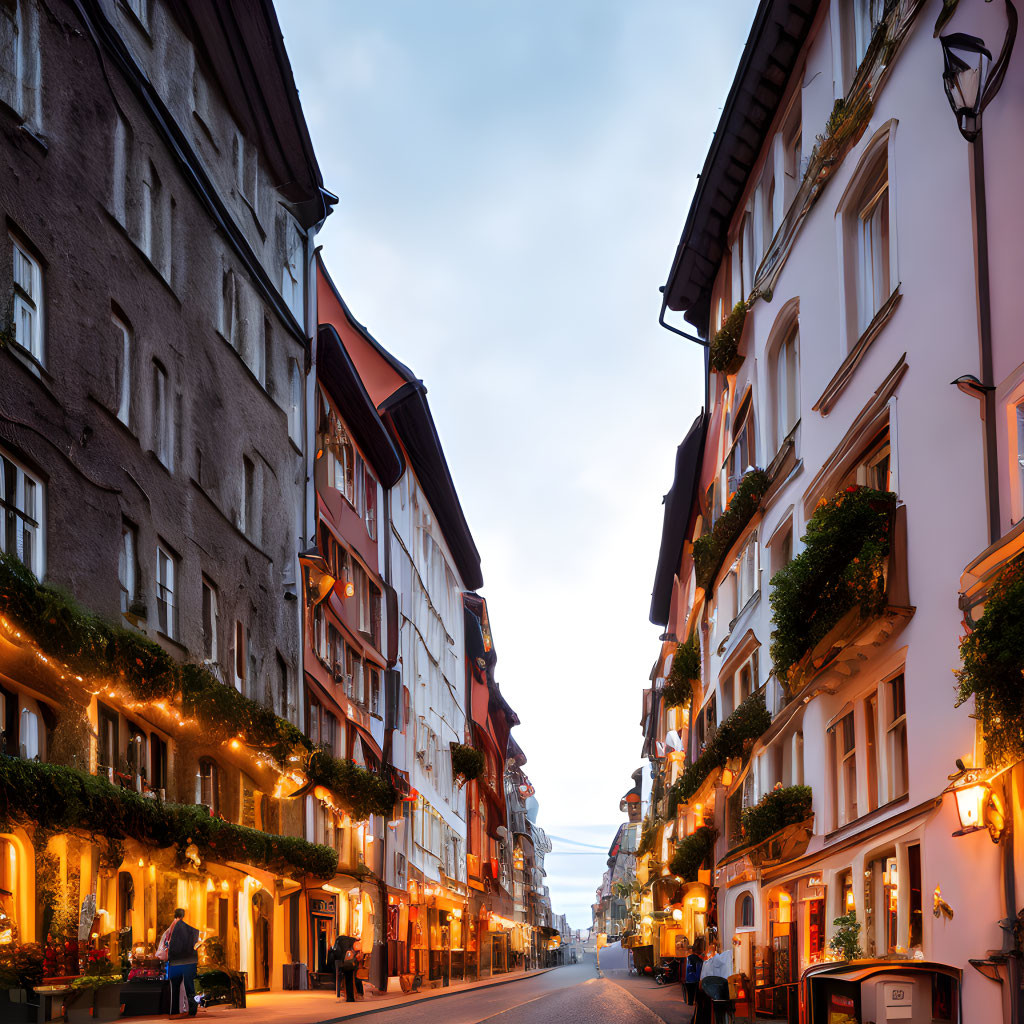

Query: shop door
left=252, top=891, right=272, bottom=990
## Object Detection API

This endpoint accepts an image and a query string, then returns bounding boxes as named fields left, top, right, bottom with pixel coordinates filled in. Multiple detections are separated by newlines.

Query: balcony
left=770, top=491, right=911, bottom=697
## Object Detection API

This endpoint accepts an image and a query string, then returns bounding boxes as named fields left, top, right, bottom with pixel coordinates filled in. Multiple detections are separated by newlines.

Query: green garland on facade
left=739, top=784, right=812, bottom=847
left=769, top=487, right=895, bottom=686
left=0, top=755, right=338, bottom=880
left=304, top=748, right=396, bottom=819
left=708, top=301, right=749, bottom=374
left=676, top=691, right=771, bottom=803
left=693, top=470, right=771, bottom=592
left=636, top=818, right=657, bottom=858
left=0, top=555, right=396, bottom=819
left=663, top=635, right=700, bottom=709
left=669, top=825, right=715, bottom=882
left=955, top=553, right=1024, bottom=767
left=450, top=743, right=486, bottom=782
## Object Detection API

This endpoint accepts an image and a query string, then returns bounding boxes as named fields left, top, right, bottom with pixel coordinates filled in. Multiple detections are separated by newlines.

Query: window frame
left=11, top=235, right=43, bottom=365
left=118, top=519, right=137, bottom=615
left=202, top=577, right=219, bottom=666
left=155, top=544, right=177, bottom=640
left=0, top=447, right=45, bottom=576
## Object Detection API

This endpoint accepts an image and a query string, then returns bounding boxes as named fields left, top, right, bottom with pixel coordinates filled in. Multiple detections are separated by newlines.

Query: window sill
left=814, top=288, right=902, bottom=416
left=824, top=792, right=910, bottom=843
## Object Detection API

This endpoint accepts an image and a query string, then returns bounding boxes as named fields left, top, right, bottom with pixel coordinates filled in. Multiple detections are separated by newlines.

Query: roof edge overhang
left=316, top=323, right=405, bottom=488
left=663, top=0, right=821, bottom=333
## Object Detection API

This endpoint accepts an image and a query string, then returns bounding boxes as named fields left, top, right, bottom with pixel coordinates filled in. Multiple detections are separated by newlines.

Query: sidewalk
left=129, top=966, right=558, bottom=1024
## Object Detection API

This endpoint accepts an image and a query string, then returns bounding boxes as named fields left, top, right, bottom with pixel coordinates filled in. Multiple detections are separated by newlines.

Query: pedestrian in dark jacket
left=163, top=908, right=201, bottom=1017
left=328, top=934, right=364, bottom=1002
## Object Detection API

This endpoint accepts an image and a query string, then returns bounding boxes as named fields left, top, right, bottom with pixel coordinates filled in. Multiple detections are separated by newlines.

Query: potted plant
left=65, top=973, right=123, bottom=1024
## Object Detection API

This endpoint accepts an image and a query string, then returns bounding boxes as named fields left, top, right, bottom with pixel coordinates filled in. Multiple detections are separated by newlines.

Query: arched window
left=198, top=758, right=219, bottom=815
left=736, top=892, right=754, bottom=929
left=770, top=319, right=799, bottom=453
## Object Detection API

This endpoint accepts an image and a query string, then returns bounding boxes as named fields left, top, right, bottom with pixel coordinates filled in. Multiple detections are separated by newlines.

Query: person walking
left=158, top=908, right=201, bottom=1018
left=328, top=933, right=364, bottom=1002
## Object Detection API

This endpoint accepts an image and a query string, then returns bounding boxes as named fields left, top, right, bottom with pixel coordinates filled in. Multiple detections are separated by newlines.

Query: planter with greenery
left=669, top=826, right=715, bottom=882
left=0, top=755, right=339, bottom=880
left=955, top=553, right=1024, bottom=766
left=829, top=911, right=862, bottom=961
left=740, top=784, right=813, bottom=847
left=663, top=635, right=700, bottom=709
left=676, top=691, right=771, bottom=803
left=708, top=301, right=749, bottom=374
left=450, top=743, right=486, bottom=782
left=769, top=487, right=895, bottom=689
left=303, top=748, right=396, bottom=819
left=693, top=470, right=771, bottom=592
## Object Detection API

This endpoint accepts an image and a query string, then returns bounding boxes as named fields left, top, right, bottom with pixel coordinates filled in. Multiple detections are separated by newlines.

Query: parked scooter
left=654, top=958, right=681, bottom=985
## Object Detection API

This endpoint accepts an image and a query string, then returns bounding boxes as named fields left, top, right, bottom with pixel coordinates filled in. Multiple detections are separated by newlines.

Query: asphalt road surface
left=320, top=957, right=673, bottom=1024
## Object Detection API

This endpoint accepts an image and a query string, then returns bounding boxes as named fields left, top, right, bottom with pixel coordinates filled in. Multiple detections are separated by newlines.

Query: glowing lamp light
left=720, top=767, right=734, bottom=787
left=642, top=915, right=653, bottom=926
left=344, top=579, right=356, bottom=599
left=687, top=895, right=707, bottom=912
left=453, top=908, right=463, bottom=919
left=671, top=908, right=683, bottom=922
left=845, top=890, right=855, bottom=912
left=230, top=739, right=241, bottom=750
left=952, top=766, right=1006, bottom=842
left=298, top=547, right=336, bottom=606
left=313, top=785, right=331, bottom=802
left=220, top=880, right=229, bottom=892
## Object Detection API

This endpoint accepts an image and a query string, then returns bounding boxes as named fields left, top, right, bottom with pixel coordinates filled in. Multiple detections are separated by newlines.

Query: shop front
left=406, top=878, right=469, bottom=985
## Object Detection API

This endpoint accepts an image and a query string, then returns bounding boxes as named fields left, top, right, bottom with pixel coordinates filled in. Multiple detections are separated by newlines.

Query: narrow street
left=344, top=959, right=671, bottom=1024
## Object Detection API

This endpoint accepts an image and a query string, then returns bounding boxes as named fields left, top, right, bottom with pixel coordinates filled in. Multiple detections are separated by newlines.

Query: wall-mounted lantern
left=950, top=763, right=1005, bottom=842
left=298, top=546, right=336, bottom=606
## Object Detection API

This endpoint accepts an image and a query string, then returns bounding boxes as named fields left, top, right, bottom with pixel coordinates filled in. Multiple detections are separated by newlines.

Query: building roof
left=650, top=412, right=708, bottom=627
left=382, top=383, right=484, bottom=591
left=165, top=0, right=329, bottom=228
left=316, top=324, right=405, bottom=488
left=662, top=0, right=820, bottom=333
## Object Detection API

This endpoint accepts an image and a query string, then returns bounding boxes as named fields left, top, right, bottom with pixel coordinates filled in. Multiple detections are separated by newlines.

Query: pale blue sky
left=277, top=0, right=759, bottom=928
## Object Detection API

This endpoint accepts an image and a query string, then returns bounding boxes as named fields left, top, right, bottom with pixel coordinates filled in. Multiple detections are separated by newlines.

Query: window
left=736, top=892, right=755, bottom=929
left=112, top=314, right=132, bottom=426
left=258, top=316, right=270, bottom=388
left=0, top=0, right=40, bottom=126
left=0, top=449, right=44, bottom=575
left=275, top=654, right=290, bottom=719
left=772, top=323, right=799, bottom=451
left=728, top=393, right=755, bottom=495
left=149, top=733, right=167, bottom=791
left=760, top=167, right=776, bottom=259
left=865, top=690, right=879, bottom=812
left=232, top=131, right=258, bottom=209
left=11, top=236, right=42, bottom=364
left=353, top=561, right=370, bottom=634
left=202, top=578, right=218, bottom=664
left=783, top=101, right=803, bottom=206
left=735, top=534, right=758, bottom=613
left=288, top=359, right=302, bottom=444
left=840, top=430, right=891, bottom=492
left=240, top=455, right=254, bottom=536
left=97, top=702, right=119, bottom=771
left=118, top=520, right=137, bottom=615
left=831, top=711, right=858, bottom=826
left=281, top=216, right=303, bottom=322
left=111, top=114, right=130, bottom=226
left=852, top=0, right=884, bottom=69
left=327, top=435, right=354, bottom=502
left=126, top=722, right=146, bottom=778
left=152, top=361, right=173, bottom=470
left=369, top=667, right=381, bottom=718
left=886, top=673, right=908, bottom=799
left=221, top=268, right=237, bottom=346
left=155, top=545, right=176, bottom=639
left=1014, top=396, right=1024, bottom=520
left=369, top=583, right=382, bottom=648
left=197, top=758, right=219, bottom=814
left=234, top=620, right=246, bottom=693
left=856, top=159, right=890, bottom=335
left=771, top=521, right=793, bottom=576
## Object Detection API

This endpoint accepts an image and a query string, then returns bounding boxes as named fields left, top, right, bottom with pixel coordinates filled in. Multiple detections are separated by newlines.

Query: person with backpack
left=157, top=908, right=201, bottom=1017
left=327, top=933, right=364, bottom=1002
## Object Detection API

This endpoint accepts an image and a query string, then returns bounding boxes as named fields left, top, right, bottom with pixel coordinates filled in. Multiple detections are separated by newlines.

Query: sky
left=276, top=0, right=759, bottom=928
